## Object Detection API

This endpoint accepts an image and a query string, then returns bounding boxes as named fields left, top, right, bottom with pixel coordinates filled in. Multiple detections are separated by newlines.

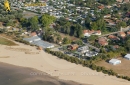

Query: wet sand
left=0, top=62, right=84, bottom=85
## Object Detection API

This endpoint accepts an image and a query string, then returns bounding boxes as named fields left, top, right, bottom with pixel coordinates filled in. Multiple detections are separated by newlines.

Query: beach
left=0, top=42, right=130, bottom=85
left=0, top=62, right=83, bottom=85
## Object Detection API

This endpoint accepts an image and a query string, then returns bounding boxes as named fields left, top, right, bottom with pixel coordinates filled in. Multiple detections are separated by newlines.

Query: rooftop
left=31, top=40, right=54, bottom=48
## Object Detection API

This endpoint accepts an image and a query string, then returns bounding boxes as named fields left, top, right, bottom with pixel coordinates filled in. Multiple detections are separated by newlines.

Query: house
left=83, top=30, right=91, bottom=37
left=85, top=51, right=98, bottom=57
left=77, top=46, right=89, bottom=53
left=118, top=32, right=126, bottom=38
left=67, top=44, right=79, bottom=50
left=123, top=0, right=130, bottom=3
left=109, top=59, right=121, bottom=65
left=98, top=5, right=104, bottom=10
left=83, top=30, right=101, bottom=37
left=111, top=45, right=119, bottom=50
left=126, top=12, right=130, bottom=17
left=104, top=14, right=111, bottom=18
left=31, top=32, right=37, bottom=36
left=98, top=37, right=108, bottom=46
left=108, top=35, right=119, bottom=41
left=105, top=19, right=116, bottom=26
left=127, top=31, right=130, bottom=36
left=93, top=30, right=101, bottom=35
left=116, top=0, right=123, bottom=2
left=124, top=54, right=130, bottom=60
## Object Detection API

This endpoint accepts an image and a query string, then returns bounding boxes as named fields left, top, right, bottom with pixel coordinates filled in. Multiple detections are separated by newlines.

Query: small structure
left=124, top=54, right=130, bottom=60
left=109, top=59, right=121, bottom=65
left=127, top=31, right=130, bottom=36
left=83, top=30, right=101, bottom=37
left=67, top=44, right=79, bottom=50
left=77, top=46, right=89, bottom=53
left=98, top=37, right=108, bottom=46
left=118, top=32, right=126, bottom=38
left=108, top=35, right=119, bottom=41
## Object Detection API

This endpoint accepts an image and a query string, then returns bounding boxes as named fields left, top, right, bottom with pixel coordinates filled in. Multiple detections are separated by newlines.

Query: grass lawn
left=96, top=57, right=130, bottom=77
left=0, top=37, right=17, bottom=46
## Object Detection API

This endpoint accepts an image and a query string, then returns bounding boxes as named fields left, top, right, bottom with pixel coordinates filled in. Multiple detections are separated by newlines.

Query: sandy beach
left=0, top=41, right=130, bottom=85
left=0, top=62, right=84, bottom=85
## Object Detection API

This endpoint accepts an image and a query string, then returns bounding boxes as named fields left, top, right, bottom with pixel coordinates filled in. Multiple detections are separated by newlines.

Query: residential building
left=104, top=14, right=111, bottom=18
left=124, top=54, right=130, bottom=60
left=67, top=44, right=79, bottom=50
left=127, top=31, right=130, bottom=36
left=118, top=32, right=126, bottom=38
left=108, top=35, right=119, bottom=41
left=109, top=59, right=121, bottom=65
left=116, top=0, right=123, bottom=3
left=77, top=46, right=89, bottom=53
left=83, top=30, right=101, bottom=37
left=98, top=37, right=108, bottom=46
left=83, top=30, right=91, bottom=37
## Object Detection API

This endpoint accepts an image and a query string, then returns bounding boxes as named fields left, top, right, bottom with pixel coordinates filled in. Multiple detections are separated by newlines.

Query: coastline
left=0, top=42, right=130, bottom=85
left=0, top=62, right=83, bottom=85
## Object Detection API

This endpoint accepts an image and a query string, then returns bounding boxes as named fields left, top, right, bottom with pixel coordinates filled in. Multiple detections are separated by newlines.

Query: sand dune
left=0, top=42, right=130, bottom=85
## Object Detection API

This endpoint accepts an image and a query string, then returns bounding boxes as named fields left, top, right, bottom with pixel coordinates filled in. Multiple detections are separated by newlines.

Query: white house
left=109, top=59, right=121, bottom=65
left=124, top=54, right=130, bottom=60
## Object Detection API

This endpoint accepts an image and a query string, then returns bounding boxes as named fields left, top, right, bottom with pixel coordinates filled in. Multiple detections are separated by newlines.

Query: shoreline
left=0, top=42, right=130, bottom=85
left=0, top=62, right=84, bottom=85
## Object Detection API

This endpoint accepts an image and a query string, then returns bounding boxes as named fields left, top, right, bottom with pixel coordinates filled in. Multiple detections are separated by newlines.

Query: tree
left=40, top=14, right=56, bottom=27
left=90, top=22, right=98, bottom=30
left=126, top=39, right=130, bottom=52
left=88, top=35, right=98, bottom=43
left=76, top=24, right=83, bottom=38
left=74, top=40, right=83, bottom=45
left=29, top=16, right=39, bottom=31
left=116, top=21, right=127, bottom=30
left=85, top=16, right=91, bottom=28
left=62, top=37, right=71, bottom=44
left=56, top=36, right=62, bottom=44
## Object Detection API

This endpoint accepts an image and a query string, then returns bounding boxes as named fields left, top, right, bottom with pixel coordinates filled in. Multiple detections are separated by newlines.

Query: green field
left=0, top=37, right=17, bottom=46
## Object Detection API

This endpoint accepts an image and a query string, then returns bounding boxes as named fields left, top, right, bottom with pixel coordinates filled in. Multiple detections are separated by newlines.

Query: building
left=108, top=35, right=119, bottom=41
left=77, top=46, right=89, bottom=53
left=31, top=40, right=54, bottom=48
left=127, top=31, right=130, bottom=36
left=116, top=0, right=123, bottom=3
left=23, top=36, right=54, bottom=49
left=23, top=36, right=41, bottom=43
left=67, top=44, right=79, bottom=50
left=109, top=59, right=121, bottom=65
left=104, top=14, right=111, bottom=18
left=98, top=37, right=108, bottom=46
left=118, top=32, right=126, bottom=38
left=83, top=30, right=101, bottom=37
left=124, top=54, right=130, bottom=60
left=83, top=30, right=91, bottom=37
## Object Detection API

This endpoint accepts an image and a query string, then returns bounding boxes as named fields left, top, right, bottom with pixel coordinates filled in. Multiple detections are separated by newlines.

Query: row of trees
left=20, top=13, right=56, bottom=31
left=45, top=48, right=130, bottom=81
